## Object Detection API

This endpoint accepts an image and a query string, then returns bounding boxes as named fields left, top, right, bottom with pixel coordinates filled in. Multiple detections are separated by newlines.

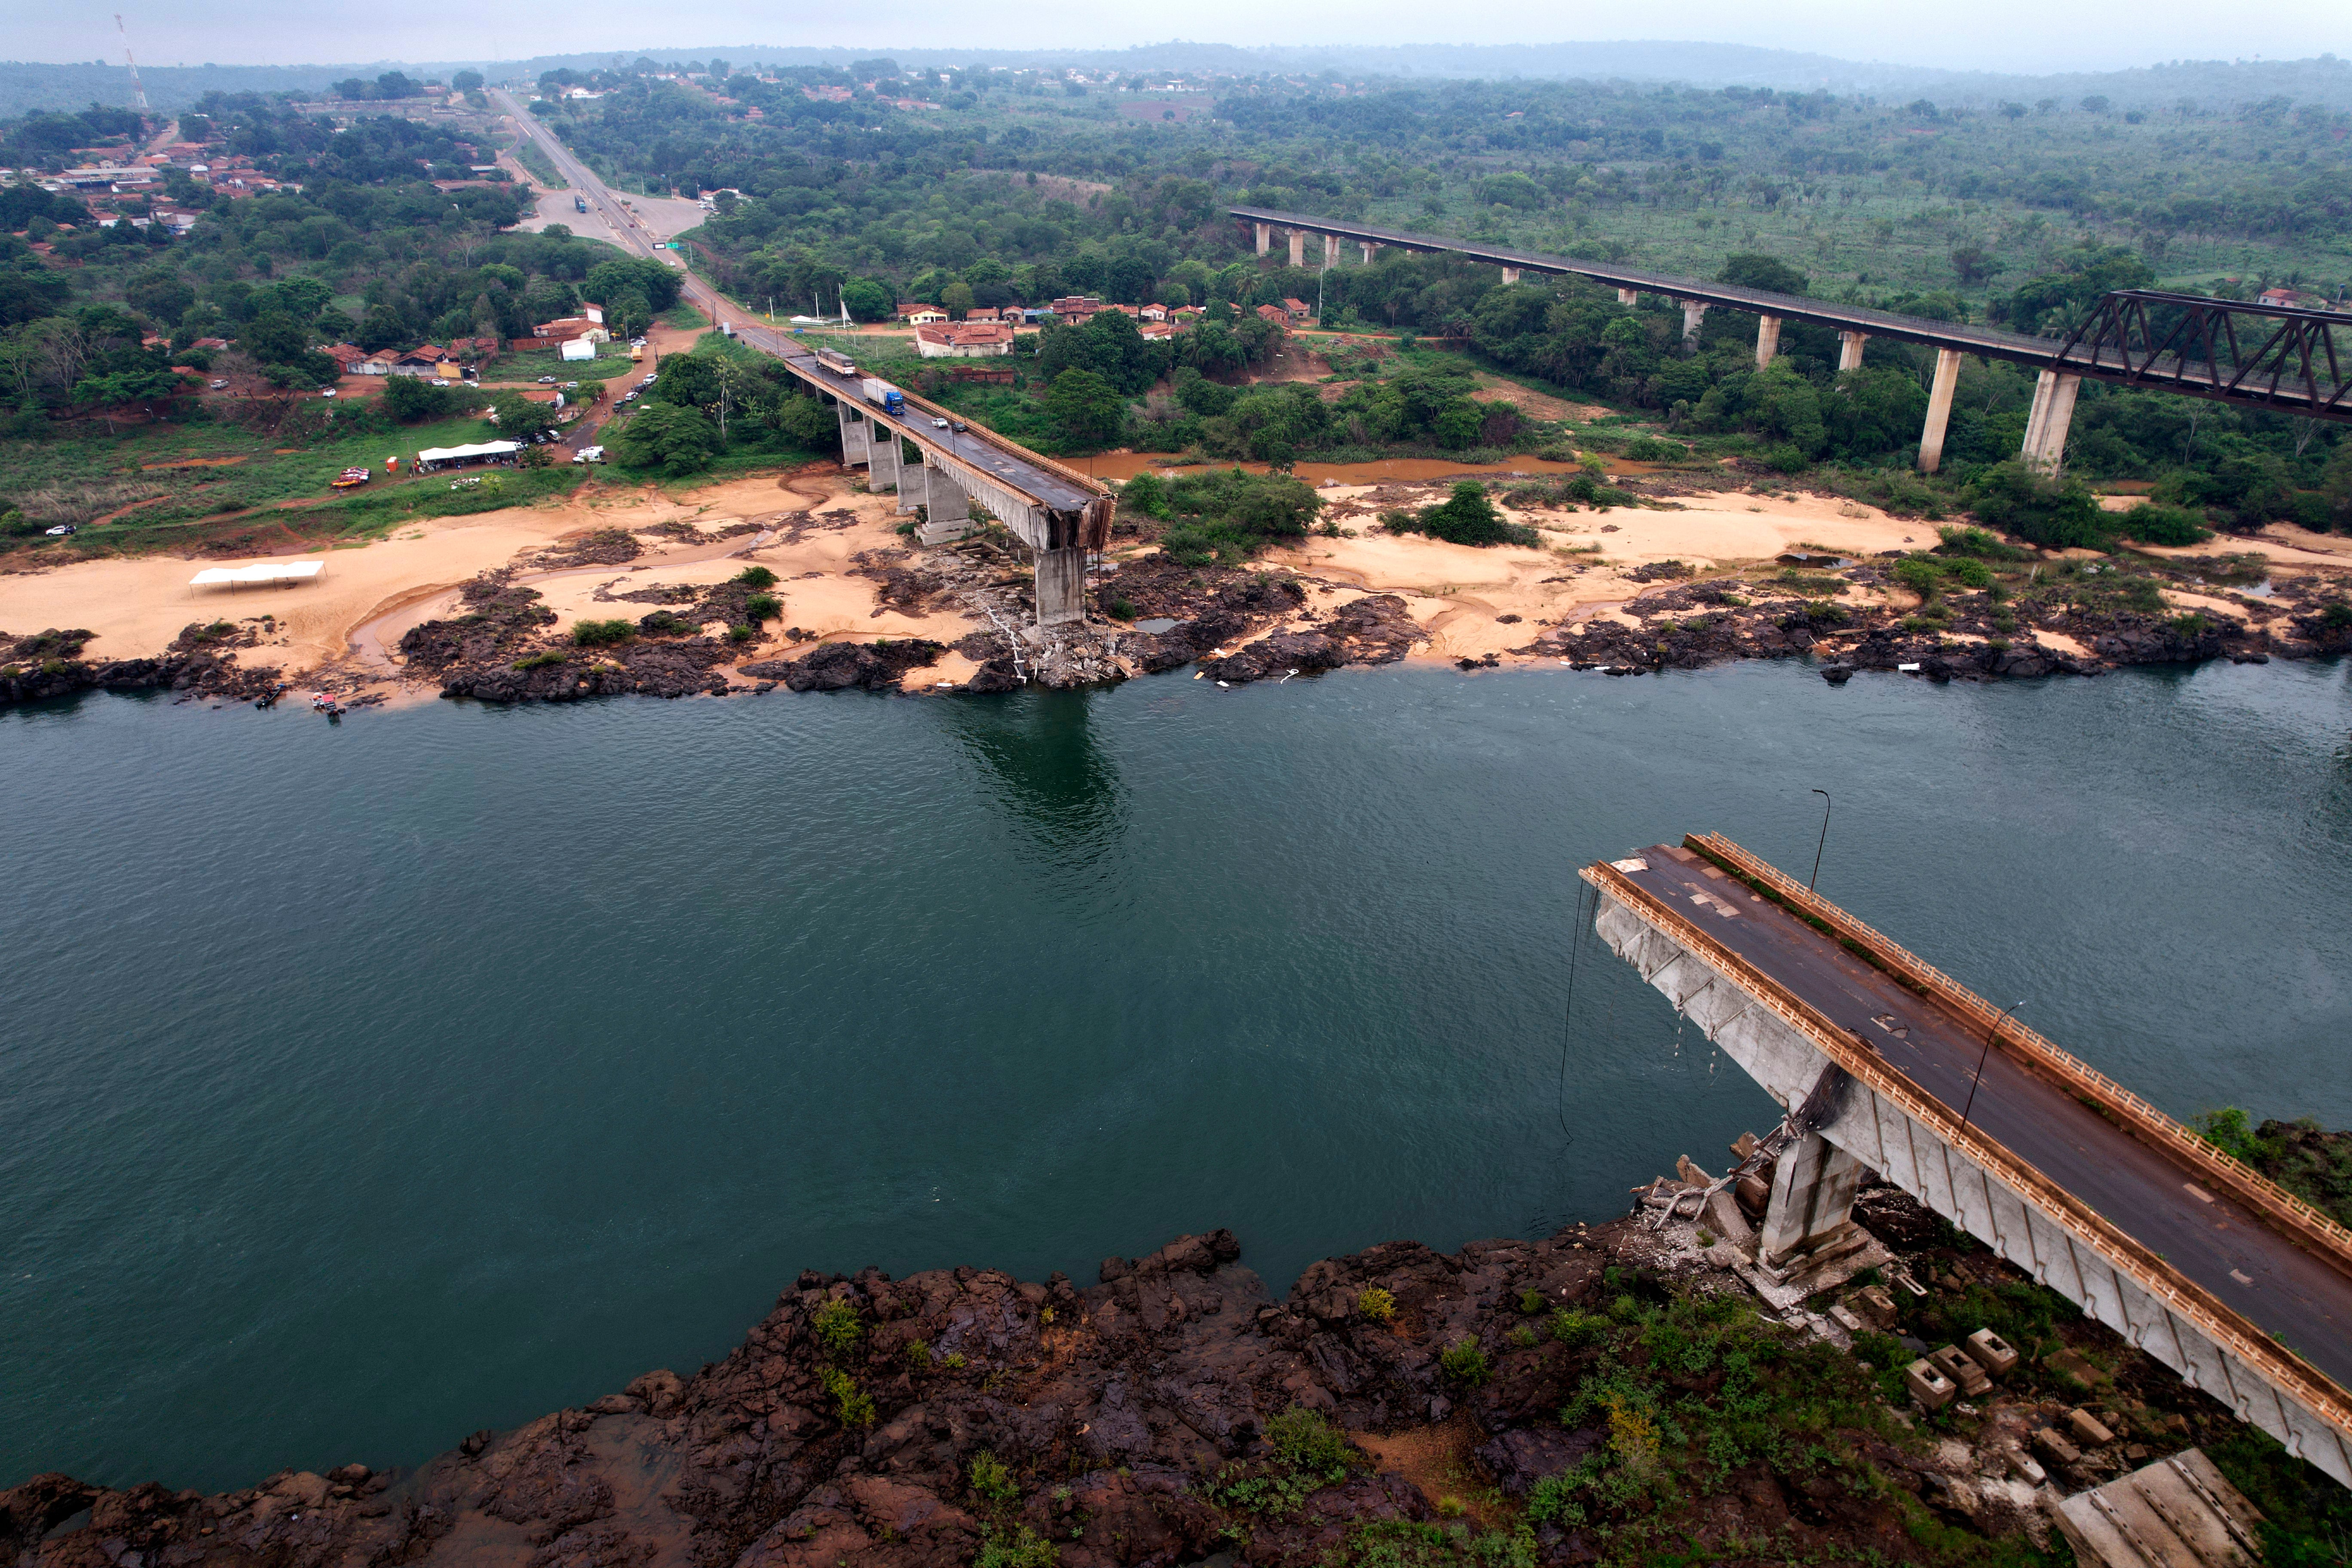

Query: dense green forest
left=2, top=61, right=2349, bottom=539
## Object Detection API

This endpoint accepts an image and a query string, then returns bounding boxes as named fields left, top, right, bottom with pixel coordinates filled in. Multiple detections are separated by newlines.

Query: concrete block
left=1827, top=1303, right=1864, bottom=1334
left=1904, top=1359, right=1955, bottom=1409
left=1702, top=1188, right=1755, bottom=1252
left=1930, top=1345, right=1993, bottom=1397
left=2066, top=1408, right=2115, bottom=1447
left=1964, top=1328, right=2018, bottom=1377
left=1854, top=1286, right=1898, bottom=1328
left=2033, top=1427, right=2082, bottom=1467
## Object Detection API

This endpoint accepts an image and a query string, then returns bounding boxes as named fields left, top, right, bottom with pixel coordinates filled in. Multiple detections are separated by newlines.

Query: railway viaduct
left=1234, top=206, right=2352, bottom=478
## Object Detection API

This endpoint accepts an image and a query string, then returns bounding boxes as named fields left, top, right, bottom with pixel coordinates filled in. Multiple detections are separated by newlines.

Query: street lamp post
left=1958, top=1001, right=2027, bottom=1134
left=1808, top=789, right=1831, bottom=893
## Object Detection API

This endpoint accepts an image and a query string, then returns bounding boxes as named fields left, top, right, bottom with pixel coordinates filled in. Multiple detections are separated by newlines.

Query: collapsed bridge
left=1581, top=835, right=2352, bottom=1488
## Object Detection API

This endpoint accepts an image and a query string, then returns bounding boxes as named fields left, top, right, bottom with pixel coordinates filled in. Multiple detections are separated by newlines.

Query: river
left=4, top=658, right=2349, bottom=1492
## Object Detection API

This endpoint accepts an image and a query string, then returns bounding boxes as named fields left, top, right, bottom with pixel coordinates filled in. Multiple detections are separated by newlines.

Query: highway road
left=495, top=92, right=1100, bottom=515
left=1616, top=844, right=2352, bottom=1393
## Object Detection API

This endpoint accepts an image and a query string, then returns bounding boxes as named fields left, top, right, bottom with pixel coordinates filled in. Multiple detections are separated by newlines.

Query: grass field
left=487, top=347, right=638, bottom=382
left=0, top=410, right=585, bottom=557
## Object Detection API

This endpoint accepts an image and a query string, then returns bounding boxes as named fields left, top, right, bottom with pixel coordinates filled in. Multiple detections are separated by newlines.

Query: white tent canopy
left=416, top=440, right=520, bottom=466
left=190, top=560, right=324, bottom=589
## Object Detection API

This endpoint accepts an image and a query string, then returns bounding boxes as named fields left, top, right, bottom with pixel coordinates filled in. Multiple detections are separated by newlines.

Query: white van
left=572, top=445, right=606, bottom=464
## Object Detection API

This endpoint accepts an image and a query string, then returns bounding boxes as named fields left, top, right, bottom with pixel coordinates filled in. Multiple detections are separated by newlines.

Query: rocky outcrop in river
left=0, top=622, right=282, bottom=708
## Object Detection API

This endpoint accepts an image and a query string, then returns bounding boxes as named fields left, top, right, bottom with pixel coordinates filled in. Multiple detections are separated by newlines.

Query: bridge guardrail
left=1685, top=832, right=2352, bottom=1276
left=1583, top=855, right=2352, bottom=1445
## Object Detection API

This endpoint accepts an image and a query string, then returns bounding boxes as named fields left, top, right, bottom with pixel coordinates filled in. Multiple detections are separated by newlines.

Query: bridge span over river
left=1234, top=205, right=2352, bottom=477
left=1585, top=835, right=2352, bottom=1488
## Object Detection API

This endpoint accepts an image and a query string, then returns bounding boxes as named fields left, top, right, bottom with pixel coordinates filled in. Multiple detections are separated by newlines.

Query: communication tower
left=115, top=15, right=150, bottom=113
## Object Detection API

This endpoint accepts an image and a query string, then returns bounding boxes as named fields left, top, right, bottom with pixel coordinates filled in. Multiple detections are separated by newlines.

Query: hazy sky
left=21, top=0, right=2351, bottom=75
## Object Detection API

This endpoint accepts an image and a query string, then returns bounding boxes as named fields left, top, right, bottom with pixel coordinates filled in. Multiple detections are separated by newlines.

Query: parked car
left=208, top=378, right=228, bottom=389
left=318, top=387, right=337, bottom=397
left=45, top=523, right=76, bottom=536
left=538, top=376, right=557, bottom=384
left=572, top=445, right=605, bottom=464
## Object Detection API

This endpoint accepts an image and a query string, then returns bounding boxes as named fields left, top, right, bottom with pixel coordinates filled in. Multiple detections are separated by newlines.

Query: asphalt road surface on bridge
left=1617, top=845, right=2352, bottom=1393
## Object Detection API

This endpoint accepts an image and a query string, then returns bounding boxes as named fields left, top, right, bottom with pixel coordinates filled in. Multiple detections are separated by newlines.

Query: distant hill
left=4, top=44, right=2348, bottom=119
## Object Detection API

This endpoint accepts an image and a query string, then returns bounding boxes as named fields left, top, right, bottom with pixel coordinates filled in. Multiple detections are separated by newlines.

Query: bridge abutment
left=1918, top=348, right=1964, bottom=474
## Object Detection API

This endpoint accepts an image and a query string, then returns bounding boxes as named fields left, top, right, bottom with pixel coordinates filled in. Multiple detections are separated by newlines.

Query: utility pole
left=115, top=15, right=150, bottom=113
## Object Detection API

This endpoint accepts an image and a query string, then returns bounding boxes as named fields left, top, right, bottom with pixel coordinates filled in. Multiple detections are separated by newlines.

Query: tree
left=1717, top=253, right=1808, bottom=296
left=841, top=279, right=892, bottom=322
left=613, top=402, right=719, bottom=475
left=1043, top=367, right=1125, bottom=449
left=490, top=392, right=560, bottom=443
left=452, top=70, right=484, bottom=92
left=1396, top=482, right=1537, bottom=546
left=382, top=376, right=459, bottom=422
left=940, top=281, right=975, bottom=318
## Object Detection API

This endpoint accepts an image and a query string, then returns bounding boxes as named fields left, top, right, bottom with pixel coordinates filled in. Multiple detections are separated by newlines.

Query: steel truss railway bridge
left=1233, top=206, right=2352, bottom=476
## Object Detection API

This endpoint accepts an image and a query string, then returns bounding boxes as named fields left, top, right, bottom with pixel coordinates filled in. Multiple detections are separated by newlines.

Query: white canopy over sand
left=189, top=561, right=325, bottom=588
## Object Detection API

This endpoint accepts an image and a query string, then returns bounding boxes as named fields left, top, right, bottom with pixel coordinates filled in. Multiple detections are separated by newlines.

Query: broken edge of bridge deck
left=1579, top=836, right=2352, bottom=1490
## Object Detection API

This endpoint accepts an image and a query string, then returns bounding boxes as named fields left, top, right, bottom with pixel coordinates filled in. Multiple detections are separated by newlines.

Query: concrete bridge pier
left=918, top=464, right=972, bottom=545
left=2021, top=369, right=2081, bottom=474
left=1324, top=233, right=1341, bottom=265
left=1679, top=300, right=1709, bottom=347
left=1360, top=241, right=1379, bottom=265
left=1287, top=230, right=1305, bottom=268
left=1035, top=547, right=1087, bottom=628
left=1501, top=266, right=1521, bottom=285
left=1757, top=1132, right=1865, bottom=1268
left=871, top=425, right=903, bottom=495
left=1838, top=331, right=1869, bottom=372
left=1755, top=315, right=1782, bottom=369
left=891, top=440, right=922, bottom=514
left=1254, top=222, right=1271, bottom=257
left=1617, top=288, right=1638, bottom=307
left=836, top=401, right=871, bottom=467
left=1917, top=348, right=1964, bottom=474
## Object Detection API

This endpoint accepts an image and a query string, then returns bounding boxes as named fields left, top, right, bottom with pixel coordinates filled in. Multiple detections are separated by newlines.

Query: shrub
left=637, top=610, right=695, bottom=637
left=1936, top=524, right=2030, bottom=561
left=974, top=1526, right=1060, bottom=1568
left=1265, top=1406, right=1359, bottom=1480
left=1357, top=1285, right=1396, bottom=1322
left=1969, top=460, right=2111, bottom=549
left=743, top=592, right=780, bottom=622
left=1394, top=482, right=1540, bottom=547
left=734, top=565, right=778, bottom=589
left=812, top=1298, right=864, bottom=1360
left=1549, top=1308, right=1607, bottom=1347
left=1439, top=1338, right=1491, bottom=1387
left=819, top=1365, right=875, bottom=1427
left=969, top=1449, right=1019, bottom=1502
left=1518, top=1287, right=1545, bottom=1315
left=571, top=618, right=632, bottom=647
left=2118, top=502, right=2214, bottom=547
left=905, top=1337, right=932, bottom=1366
left=1120, top=470, right=1169, bottom=518
left=1107, top=597, right=1136, bottom=620
left=727, top=623, right=756, bottom=643
left=511, top=649, right=567, bottom=671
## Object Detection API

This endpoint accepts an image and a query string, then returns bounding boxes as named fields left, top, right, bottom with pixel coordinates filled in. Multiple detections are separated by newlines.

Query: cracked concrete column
left=2021, top=368, right=2081, bottom=474
left=1617, top=288, right=1638, bottom=306
left=1679, top=299, right=1709, bottom=347
left=1838, top=331, right=1868, bottom=371
left=1917, top=348, right=1964, bottom=474
left=1254, top=222, right=1271, bottom=256
left=1756, top=1133, right=1863, bottom=1266
left=1755, top=315, right=1782, bottom=369
left=1035, top=548, right=1087, bottom=628
left=1287, top=230, right=1305, bottom=268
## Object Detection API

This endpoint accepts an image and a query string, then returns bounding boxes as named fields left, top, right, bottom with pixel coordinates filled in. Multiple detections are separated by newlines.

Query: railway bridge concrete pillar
left=1287, top=230, right=1305, bottom=268
left=1617, top=288, right=1638, bottom=306
left=1917, top=348, right=1964, bottom=474
left=1756, top=1132, right=1865, bottom=1268
left=1501, top=266, right=1521, bottom=285
left=1678, top=299, right=1709, bottom=347
left=1838, top=331, right=1869, bottom=371
left=2021, top=369, right=2081, bottom=474
left=1755, top=315, right=1782, bottom=369
left=1360, top=241, right=1380, bottom=265
left=1324, top=233, right=1341, bottom=265
left=1254, top=222, right=1271, bottom=256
